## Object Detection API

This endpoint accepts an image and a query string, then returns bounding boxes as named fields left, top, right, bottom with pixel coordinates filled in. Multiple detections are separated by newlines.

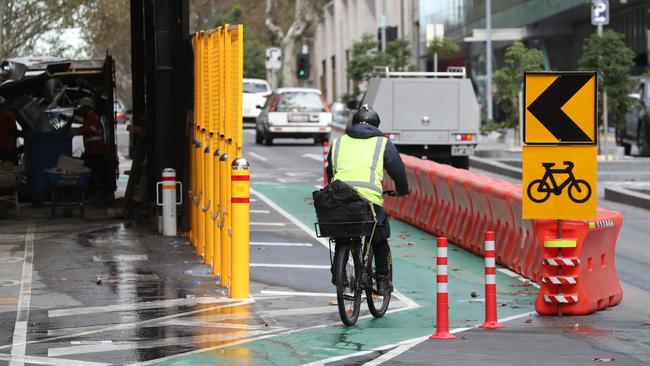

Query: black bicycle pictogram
left=526, top=161, right=592, bottom=204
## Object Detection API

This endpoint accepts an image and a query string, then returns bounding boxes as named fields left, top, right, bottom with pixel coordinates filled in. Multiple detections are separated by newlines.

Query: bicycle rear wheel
left=366, top=250, right=392, bottom=318
left=336, top=244, right=362, bottom=326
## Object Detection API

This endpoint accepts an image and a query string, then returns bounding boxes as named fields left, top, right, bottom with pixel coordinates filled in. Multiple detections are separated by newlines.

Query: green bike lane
left=154, top=183, right=536, bottom=366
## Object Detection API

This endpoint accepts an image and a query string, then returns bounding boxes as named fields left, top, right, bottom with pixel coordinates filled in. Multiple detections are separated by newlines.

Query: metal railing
left=372, top=66, right=466, bottom=79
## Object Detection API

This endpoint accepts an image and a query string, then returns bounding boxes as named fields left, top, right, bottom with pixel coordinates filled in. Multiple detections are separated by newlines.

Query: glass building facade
left=418, top=0, right=649, bottom=118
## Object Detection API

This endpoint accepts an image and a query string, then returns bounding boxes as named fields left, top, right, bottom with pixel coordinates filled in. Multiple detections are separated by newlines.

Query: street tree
left=0, top=0, right=84, bottom=59
left=214, top=3, right=267, bottom=79
left=578, top=30, right=636, bottom=129
left=426, top=37, right=459, bottom=71
left=265, top=0, right=326, bottom=87
left=493, top=41, right=544, bottom=134
left=347, top=34, right=416, bottom=88
left=82, top=0, right=132, bottom=106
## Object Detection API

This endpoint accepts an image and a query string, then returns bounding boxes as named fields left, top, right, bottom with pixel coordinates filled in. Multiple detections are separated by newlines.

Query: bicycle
left=526, top=161, right=591, bottom=204
left=314, top=191, right=396, bottom=326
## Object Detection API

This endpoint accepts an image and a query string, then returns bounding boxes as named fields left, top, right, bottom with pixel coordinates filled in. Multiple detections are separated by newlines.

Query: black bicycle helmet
left=352, top=104, right=380, bottom=128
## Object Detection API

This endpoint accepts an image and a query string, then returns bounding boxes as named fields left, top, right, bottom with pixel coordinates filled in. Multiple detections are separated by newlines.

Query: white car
left=243, top=78, right=271, bottom=127
left=255, top=88, right=332, bottom=145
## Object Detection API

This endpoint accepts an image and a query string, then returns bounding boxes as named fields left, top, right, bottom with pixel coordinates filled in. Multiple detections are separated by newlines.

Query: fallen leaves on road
left=328, top=300, right=337, bottom=306
left=524, top=319, right=532, bottom=324
left=450, top=266, right=462, bottom=271
left=470, top=291, right=479, bottom=298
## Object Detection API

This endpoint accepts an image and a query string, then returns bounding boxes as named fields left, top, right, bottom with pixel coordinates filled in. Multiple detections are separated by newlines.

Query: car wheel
left=263, top=133, right=273, bottom=146
left=255, top=129, right=263, bottom=145
left=638, top=121, right=650, bottom=157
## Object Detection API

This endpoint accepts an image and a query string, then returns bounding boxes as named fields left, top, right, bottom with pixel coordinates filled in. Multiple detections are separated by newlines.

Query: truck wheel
left=255, top=129, right=263, bottom=145
left=451, top=156, right=470, bottom=170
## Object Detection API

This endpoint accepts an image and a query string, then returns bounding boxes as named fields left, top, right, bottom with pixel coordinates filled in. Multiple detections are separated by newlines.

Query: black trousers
left=83, top=153, right=110, bottom=195
left=333, top=204, right=391, bottom=276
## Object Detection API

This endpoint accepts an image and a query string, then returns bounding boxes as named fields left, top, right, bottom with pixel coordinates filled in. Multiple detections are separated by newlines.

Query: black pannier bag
left=313, top=180, right=376, bottom=237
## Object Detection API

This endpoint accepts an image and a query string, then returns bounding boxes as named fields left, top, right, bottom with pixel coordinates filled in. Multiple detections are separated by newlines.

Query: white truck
left=358, top=67, right=480, bottom=169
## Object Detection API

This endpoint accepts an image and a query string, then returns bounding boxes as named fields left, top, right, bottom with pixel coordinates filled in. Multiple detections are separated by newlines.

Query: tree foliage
left=0, top=0, right=84, bottom=59
left=578, top=30, right=635, bottom=128
left=347, top=33, right=416, bottom=85
left=214, top=3, right=266, bottom=79
left=426, top=37, right=459, bottom=58
left=493, top=41, right=544, bottom=131
left=265, top=0, right=327, bottom=87
left=82, top=0, right=132, bottom=106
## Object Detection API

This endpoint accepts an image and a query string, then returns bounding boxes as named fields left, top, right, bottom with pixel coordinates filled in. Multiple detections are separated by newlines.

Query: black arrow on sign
left=527, top=74, right=593, bottom=142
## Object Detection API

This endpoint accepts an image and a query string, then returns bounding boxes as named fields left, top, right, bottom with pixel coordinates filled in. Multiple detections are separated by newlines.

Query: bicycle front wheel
left=366, top=250, right=392, bottom=318
left=336, top=244, right=362, bottom=326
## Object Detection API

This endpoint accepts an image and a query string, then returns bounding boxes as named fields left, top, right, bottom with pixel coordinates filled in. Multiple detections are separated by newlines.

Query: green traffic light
left=299, top=70, right=305, bottom=76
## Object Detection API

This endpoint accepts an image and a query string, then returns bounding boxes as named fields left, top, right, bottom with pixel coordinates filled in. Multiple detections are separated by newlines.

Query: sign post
left=522, top=72, right=598, bottom=220
left=265, top=47, right=281, bottom=89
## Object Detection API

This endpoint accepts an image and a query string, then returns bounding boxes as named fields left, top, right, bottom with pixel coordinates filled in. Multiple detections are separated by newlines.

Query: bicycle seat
left=541, top=162, right=555, bottom=168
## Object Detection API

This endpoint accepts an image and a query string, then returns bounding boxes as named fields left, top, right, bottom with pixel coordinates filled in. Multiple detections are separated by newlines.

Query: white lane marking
left=250, top=222, right=286, bottom=227
left=91, top=254, right=148, bottom=262
left=159, top=320, right=275, bottom=330
left=129, top=300, right=416, bottom=366
left=0, top=301, right=253, bottom=351
left=126, top=332, right=288, bottom=366
left=251, top=241, right=313, bottom=247
left=47, top=329, right=280, bottom=357
left=497, top=268, right=541, bottom=289
left=260, top=306, right=336, bottom=317
left=48, top=297, right=239, bottom=318
left=260, top=290, right=335, bottom=297
left=301, top=153, right=323, bottom=162
left=250, top=188, right=420, bottom=310
left=248, top=152, right=268, bottom=162
left=10, top=224, right=35, bottom=366
left=250, top=209, right=271, bottom=214
left=304, top=311, right=536, bottom=366
left=250, top=198, right=257, bottom=202
left=0, top=353, right=110, bottom=366
left=251, top=263, right=330, bottom=269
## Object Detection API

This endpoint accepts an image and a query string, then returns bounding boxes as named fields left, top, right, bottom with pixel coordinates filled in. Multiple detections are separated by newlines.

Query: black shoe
left=376, top=274, right=393, bottom=296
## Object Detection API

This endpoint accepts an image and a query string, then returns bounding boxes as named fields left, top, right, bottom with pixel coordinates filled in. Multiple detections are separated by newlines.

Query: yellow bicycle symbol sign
left=526, top=161, right=592, bottom=204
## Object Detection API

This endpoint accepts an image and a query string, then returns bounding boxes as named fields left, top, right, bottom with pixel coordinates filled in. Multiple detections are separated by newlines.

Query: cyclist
left=326, top=104, right=409, bottom=295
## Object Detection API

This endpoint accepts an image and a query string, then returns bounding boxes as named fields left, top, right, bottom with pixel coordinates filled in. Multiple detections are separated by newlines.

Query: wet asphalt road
left=0, top=126, right=649, bottom=365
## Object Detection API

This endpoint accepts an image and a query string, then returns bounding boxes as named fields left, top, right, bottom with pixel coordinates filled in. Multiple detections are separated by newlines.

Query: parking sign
left=591, top=0, right=609, bottom=26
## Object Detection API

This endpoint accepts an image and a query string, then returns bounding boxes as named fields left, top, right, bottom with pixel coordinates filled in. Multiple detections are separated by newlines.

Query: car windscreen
left=275, top=92, right=326, bottom=112
left=243, top=82, right=269, bottom=94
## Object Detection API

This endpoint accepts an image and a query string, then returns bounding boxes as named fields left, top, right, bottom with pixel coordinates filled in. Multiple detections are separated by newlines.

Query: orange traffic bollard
left=430, top=237, right=455, bottom=340
left=480, top=231, right=503, bottom=329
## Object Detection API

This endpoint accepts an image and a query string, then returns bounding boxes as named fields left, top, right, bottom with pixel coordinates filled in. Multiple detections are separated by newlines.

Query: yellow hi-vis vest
left=331, top=134, right=388, bottom=206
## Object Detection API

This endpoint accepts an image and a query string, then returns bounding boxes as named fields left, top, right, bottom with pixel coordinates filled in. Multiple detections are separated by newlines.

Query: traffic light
left=296, top=53, right=310, bottom=79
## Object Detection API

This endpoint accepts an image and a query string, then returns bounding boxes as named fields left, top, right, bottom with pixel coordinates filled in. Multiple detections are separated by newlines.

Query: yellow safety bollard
left=204, top=134, right=214, bottom=266
left=219, top=149, right=231, bottom=288
left=210, top=146, right=221, bottom=276
left=197, top=128, right=206, bottom=258
left=230, top=157, right=250, bottom=298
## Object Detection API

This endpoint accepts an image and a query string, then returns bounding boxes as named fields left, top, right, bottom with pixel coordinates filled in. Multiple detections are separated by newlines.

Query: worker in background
left=0, top=96, right=19, bottom=164
left=69, top=97, right=111, bottom=203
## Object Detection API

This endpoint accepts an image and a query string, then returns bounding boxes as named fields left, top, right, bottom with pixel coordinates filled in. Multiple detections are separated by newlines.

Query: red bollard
left=322, top=140, right=330, bottom=187
left=430, top=237, right=456, bottom=340
left=480, top=231, right=503, bottom=329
